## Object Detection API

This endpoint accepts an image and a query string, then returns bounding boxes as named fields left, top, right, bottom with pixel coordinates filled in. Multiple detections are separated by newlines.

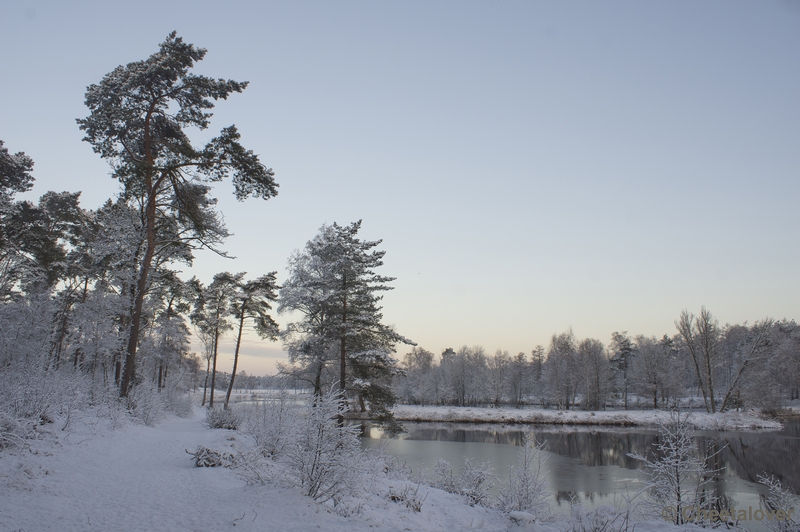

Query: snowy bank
left=0, top=407, right=509, bottom=532
left=380, top=405, right=783, bottom=431
left=0, top=405, right=714, bottom=532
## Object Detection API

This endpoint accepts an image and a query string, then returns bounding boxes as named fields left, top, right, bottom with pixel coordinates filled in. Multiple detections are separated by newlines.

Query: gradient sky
left=2, top=1, right=799, bottom=375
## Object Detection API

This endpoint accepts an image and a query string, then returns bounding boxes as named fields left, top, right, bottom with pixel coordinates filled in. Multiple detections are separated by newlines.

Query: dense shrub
left=205, top=406, right=241, bottom=430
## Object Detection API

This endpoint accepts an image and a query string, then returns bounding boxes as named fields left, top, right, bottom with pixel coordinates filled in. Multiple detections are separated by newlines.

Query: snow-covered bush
left=564, top=505, right=631, bottom=532
left=126, top=381, right=165, bottom=427
left=758, top=474, right=800, bottom=532
left=431, top=458, right=458, bottom=494
left=188, top=445, right=235, bottom=467
left=164, top=389, right=193, bottom=418
left=628, top=410, right=723, bottom=525
left=367, top=439, right=412, bottom=479
left=459, top=457, right=495, bottom=506
left=233, top=448, right=280, bottom=486
left=388, top=483, right=427, bottom=512
left=430, top=456, right=495, bottom=507
left=205, top=406, right=240, bottom=430
left=241, top=389, right=296, bottom=457
left=0, top=409, right=36, bottom=449
left=1, top=370, right=55, bottom=425
left=0, top=361, right=93, bottom=446
left=497, top=431, right=552, bottom=519
left=285, top=387, right=365, bottom=504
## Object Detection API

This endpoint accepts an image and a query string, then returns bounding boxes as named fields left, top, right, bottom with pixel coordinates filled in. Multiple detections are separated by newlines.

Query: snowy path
left=0, top=409, right=380, bottom=532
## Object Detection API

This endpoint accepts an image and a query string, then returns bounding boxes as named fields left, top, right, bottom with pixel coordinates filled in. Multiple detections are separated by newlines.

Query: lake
left=359, top=417, right=800, bottom=530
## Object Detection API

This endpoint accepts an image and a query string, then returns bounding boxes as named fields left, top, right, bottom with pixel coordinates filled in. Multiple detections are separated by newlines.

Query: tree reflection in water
left=360, top=418, right=800, bottom=514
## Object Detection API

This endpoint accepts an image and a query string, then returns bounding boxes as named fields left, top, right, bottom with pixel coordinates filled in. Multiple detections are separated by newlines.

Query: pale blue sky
left=2, top=1, right=798, bottom=374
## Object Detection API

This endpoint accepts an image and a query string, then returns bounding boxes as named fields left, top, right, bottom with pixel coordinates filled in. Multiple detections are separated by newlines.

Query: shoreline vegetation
left=225, top=389, right=791, bottom=431
left=347, top=404, right=785, bottom=431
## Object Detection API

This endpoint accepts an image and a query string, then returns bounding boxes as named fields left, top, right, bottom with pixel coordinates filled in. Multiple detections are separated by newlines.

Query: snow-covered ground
left=0, top=406, right=507, bottom=532
left=383, top=405, right=783, bottom=431
left=0, top=405, right=711, bottom=532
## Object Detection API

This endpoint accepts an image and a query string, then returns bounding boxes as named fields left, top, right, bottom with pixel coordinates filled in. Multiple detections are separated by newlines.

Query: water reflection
left=363, top=421, right=798, bottom=490
left=360, top=418, right=799, bottom=529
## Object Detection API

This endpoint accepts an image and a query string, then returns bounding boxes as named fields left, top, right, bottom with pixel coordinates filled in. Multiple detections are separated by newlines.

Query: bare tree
left=400, top=347, right=437, bottom=405
left=487, top=350, right=510, bottom=406
left=676, top=307, right=719, bottom=413
left=628, top=410, right=724, bottom=524
left=632, top=335, right=672, bottom=409
left=497, top=431, right=552, bottom=519
left=508, top=352, right=528, bottom=407
left=544, top=330, right=578, bottom=410
left=577, top=338, right=610, bottom=411
left=718, top=318, right=774, bottom=412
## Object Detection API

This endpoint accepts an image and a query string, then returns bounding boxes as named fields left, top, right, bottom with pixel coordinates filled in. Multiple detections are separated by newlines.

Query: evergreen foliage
left=223, top=272, right=280, bottom=409
left=278, top=221, right=412, bottom=428
left=77, top=32, right=278, bottom=397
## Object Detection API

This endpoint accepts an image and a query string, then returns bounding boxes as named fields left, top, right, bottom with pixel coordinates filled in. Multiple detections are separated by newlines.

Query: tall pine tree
left=279, top=221, right=412, bottom=428
left=77, top=33, right=278, bottom=397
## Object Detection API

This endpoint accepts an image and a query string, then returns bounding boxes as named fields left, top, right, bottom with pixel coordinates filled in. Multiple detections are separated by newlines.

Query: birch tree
left=676, top=307, right=719, bottom=413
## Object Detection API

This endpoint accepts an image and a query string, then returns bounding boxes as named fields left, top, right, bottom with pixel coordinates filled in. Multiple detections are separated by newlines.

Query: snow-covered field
left=0, top=405, right=711, bottom=532
left=383, top=405, right=784, bottom=431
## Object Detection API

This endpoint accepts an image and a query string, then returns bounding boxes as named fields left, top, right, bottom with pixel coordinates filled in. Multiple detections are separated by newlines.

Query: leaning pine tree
left=279, top=221, right=413, bottom=430
left=77, top=32, right=278, bottom=397
left=223, top=272, right=280, bottom=410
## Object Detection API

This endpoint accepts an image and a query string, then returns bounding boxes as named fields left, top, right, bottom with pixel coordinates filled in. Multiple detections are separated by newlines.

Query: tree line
left=2, top=33, right=797, bottom=439
left=1, top=33, right=409, bottom=432
left=1, top=34, right=278, bottom=418
left=395, top=312, right=799, bottom=413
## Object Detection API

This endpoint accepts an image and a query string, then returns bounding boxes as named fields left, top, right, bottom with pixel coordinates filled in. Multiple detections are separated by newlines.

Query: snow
left=0, top=406, right=727, bottom=531
left=0, top=407, right=509, bottom=532
left=384, top=405, right=783, bottom=431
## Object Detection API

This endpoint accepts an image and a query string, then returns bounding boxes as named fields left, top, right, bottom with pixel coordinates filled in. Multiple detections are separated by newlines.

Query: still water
left=359, top=418, right=799, bottom=527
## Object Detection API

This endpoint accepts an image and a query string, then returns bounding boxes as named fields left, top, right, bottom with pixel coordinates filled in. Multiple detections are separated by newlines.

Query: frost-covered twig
left=628, top=410, right=725, bottom=525
left=186, top=446, right=235, bottom=467
left=758, top=474, right=800, bottom=532
left=497, top=431, right=552, bottom=519
left=430, top=456, right=495, bottom=507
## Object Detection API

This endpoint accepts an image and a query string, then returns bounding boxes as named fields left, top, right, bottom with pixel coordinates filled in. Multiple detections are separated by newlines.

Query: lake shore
left=360, top=405, right=785, bottom=431
left=0, top=401, right=753, bottom=532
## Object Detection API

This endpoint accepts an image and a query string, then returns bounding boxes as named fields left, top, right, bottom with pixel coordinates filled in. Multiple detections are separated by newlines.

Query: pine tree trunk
left=338, top=275, right=347, bottom=424
left=119, top=177, right=156, bottom=398
left=340, top=275, right=347, bottom=395
left=623, top=365, right=628, bottom=410
left=313, top=363, right=323, bottom=398
left=202, top=355, right=210, bottom=406
left=119, top=105, right=158, bottom=398
left=225, top=309, right=246, bottom=410
left=209, top=329, right=219, bottom=408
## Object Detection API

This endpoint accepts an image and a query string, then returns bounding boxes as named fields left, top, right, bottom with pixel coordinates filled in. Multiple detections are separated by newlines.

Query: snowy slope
left=0, top=408, right=511, bottom=532
left=0, top=407, right=711, bottom=532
